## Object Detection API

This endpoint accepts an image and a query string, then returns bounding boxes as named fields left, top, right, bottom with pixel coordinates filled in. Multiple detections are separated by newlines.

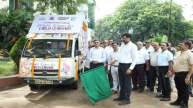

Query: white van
left=19, top=15, right=88, bottom=90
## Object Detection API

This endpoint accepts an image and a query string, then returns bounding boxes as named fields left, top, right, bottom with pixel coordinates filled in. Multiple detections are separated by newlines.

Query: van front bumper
left=22, top=77, right=76, bottom=85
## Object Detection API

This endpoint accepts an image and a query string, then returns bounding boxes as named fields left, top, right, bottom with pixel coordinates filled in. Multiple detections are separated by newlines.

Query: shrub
left=10, top=36, right=27, bottom=69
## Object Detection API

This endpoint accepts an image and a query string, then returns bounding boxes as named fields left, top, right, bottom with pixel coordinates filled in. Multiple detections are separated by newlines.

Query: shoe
left=170, top=101, right=181, bottom=106
left=118, top=100, right=130, bottom=105
left=113, top=97, right=123, bottom=101
left=160, top=97, right=171, bottom=101
left=180, top=104, right=188, bottom=108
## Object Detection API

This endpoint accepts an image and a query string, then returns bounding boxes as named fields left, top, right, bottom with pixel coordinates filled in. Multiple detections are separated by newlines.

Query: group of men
left=84, top=33, right=193, bottom=108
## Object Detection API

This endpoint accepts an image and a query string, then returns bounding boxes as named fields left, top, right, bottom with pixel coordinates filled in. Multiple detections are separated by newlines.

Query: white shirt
left=157, top=50, right=173, bottom=66
left=118, top=42, right=138, bottom=70
left=150, top=49, right=161, bottom=66
left=110, top=50, right=119, bottom=70
left=89, top=47, right=106, bottom=63
left=104, top=46, right=113, bottom=61
left=144, top=46, right=154, bottom=55
left=136, top=48, right=149, bottom=65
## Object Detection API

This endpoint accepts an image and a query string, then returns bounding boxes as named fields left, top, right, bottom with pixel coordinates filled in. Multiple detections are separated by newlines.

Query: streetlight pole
left=168, top=0, right=172, bottom=41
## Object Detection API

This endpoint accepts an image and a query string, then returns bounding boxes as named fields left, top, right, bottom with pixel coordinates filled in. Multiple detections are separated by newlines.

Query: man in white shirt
left=110, top=42, right=119, bottom=94
left=149, top=42, right=162, bottom=95
left=89, top=40, right=106, bottom=69
left=144, top=40, right=154, bottom=54
left=83, top=41, right=94, bottom=70
left=113, top=33, right=138, bottom=105
left=144, top=40, right=154, bottom=90
left=132, top=41, right=149, bottom=92
left=104, top=40, right=114, bottom=88
left=157, top=42, right=173, bottom=101
left=104, top=39, right=114, bottom=68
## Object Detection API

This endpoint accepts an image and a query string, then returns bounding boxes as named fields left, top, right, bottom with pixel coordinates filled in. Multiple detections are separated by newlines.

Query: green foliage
left=0, top=9, right=33, bottom=51
left=150, top=34, right=168, bottom=43
left=95, top=0, right=193, bottom=43
left=0, top=60, right=17, bottom=76
left=10, top=36, right=27, bottom=68
left=34, top=0, right=87, bottom=14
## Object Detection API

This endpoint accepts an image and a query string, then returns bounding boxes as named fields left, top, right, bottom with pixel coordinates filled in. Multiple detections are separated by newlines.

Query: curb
left=0, top=75, right=24, bottom=90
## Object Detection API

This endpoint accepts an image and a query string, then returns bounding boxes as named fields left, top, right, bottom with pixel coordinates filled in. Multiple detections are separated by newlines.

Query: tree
left=0, top=9, right=33, bottom=50
left=34, top=0, right=87, bottom=14
left=95, top=0, right=193, bottom=43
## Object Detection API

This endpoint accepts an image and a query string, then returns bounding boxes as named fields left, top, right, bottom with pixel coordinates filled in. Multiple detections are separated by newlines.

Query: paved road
left=0, top=85, right=193, bottom=108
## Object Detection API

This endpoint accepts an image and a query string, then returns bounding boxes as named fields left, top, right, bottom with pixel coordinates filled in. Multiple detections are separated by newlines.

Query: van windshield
left=23, top=39, right=73, bottom=58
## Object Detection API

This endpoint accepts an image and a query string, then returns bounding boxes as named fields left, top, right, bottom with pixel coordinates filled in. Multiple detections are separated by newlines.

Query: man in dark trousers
left=113, top=33, right=138, bottom=105
left=171, top=41, right=193, bottom=108
left=157, top=42, right=173, bottom=101
left=149, top=42, right=162, bottom=95
left=132, top=41, right=149, bottom=93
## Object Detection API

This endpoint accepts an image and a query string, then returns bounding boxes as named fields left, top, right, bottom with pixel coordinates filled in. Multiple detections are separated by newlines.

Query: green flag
left=80, top=66, right=112, bottom=104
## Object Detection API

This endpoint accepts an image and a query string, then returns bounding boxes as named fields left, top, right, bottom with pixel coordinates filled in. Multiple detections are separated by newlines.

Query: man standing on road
left=89, top=40, right=106, bottom=69
left=113, top=33, right=138, bottom=105
left=104, top=39, right=114, bottom=87
left=170, top=41, right=193, bottom=108
left=132, top=41, right=149, bottom=93
left=110, top=42, right=119, bottom=94
left=144, top=40, right=154, bottom=90
left=157, top=42, right=173, bottom=101
left=149, top=42, right=162, bottom=95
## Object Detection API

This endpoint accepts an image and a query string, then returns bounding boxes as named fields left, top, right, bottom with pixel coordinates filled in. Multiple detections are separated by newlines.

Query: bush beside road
left=0, top=60, right=17, bottom=76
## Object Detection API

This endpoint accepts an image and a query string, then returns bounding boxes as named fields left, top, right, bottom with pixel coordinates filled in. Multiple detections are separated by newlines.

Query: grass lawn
left=0, top=60, right=17, bottom=76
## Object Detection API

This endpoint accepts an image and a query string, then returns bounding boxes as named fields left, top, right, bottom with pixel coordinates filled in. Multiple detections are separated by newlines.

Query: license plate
left=34, top=79, right=53, bottom=84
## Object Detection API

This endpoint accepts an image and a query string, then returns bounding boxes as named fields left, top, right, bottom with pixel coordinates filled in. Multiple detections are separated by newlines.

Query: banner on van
left=29, top=15, right=84, bottom=34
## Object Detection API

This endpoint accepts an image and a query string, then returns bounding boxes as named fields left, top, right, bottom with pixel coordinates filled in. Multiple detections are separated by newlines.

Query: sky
left=95, top=0, right=126, bottom=20
left=95, top=0, right=193, bottom=21
left=174, top=0, right=193, bottom=20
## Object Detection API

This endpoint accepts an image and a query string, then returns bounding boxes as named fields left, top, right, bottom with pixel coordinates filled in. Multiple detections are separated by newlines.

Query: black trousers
left=158, top=66, right=171, bottom=98
left=175, top=72, right=189, bottom=106
left=132, top=64, right=145, bottom=90
left=149, top=66, right=162, bottom=92
left=146, top=70, right=151, bottom=89
left=118, top=63, right=132, bottom=101
left=90, top=63, right=104, bottom=69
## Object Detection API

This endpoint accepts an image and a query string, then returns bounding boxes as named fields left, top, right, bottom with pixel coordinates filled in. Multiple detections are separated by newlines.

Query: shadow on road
left=24, top=84, right=93, bottom=108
